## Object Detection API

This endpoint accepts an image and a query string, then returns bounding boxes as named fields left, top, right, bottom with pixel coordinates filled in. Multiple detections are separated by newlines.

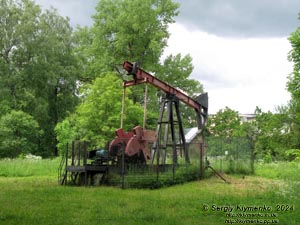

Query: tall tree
left=84, top=0, right=179, bottom=77
left=0, top=0, right=80, bottom=157
left=287, top=14, right=300, bottom=149
left=156, top=53, right=204, bottom=127
left=73, top=0, right=181, bottom=131
left=157, top=54, right=203, bottom=95
left=73, top=0, right=205, bottom=131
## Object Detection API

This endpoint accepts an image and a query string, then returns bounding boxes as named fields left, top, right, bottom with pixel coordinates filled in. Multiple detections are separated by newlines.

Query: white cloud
left=35, top=0, right=96, bottom=27
left=174, top=0, right=299, bottom=37
left=164, top=23, right=292, bottom=114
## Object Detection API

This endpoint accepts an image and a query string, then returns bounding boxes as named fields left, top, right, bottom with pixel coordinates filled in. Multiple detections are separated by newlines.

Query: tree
left=287, top=15, right=300, bottom=149
left=54, top=116, right=76, bottom=156
left=206, top=107, right=242, bottom=157
left=0, top=110, right=42, bottom=158
left=74, top=0, right=182, bottom=116
left=67, top=72, right=144, bottom=149
left=157, top=54, right=204, bottom=127
left=73, top=0, right=205, bottom=132
left=0, top=0, right=80, bottom=156
left=253, top=107, right=290, bottom=160
left=158, top=54, right=203, bottom=95
left=84, top=0, right=180, bottom=76
left=207, top=107, right=241, bottom=138
left=239, top=121, right=257, bottom=173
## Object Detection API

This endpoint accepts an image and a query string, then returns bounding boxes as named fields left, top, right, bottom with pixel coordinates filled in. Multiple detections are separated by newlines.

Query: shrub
left=0, top=110, right=42, bottom=158
left=285, top=149, right=300, bottom=161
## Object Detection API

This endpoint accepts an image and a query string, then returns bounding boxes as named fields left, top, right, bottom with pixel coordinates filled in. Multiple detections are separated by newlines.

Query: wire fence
left=107, top=141, right=206, bottom=189
left=60, top=136, right=253, bottom=188
left=205, top=136, right=254, bottom=175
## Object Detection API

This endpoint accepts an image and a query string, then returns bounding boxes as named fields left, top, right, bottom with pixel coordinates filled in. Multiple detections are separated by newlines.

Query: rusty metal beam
left=123, top=61, right=201, bottom=111
left=122, top=61, right=208, bottom=129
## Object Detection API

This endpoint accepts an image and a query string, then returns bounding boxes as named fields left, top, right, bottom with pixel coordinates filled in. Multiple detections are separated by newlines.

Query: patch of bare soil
left=212, top=174, right=286, bottom=196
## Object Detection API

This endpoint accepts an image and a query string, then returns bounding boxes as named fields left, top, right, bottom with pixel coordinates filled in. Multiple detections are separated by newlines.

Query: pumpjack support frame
left=121, top=61, right=208, bottom=165
left=151, top=93, right=188, bottom=164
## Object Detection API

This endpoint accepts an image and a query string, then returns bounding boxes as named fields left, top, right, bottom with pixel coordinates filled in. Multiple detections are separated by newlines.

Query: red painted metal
left=109, top=126, right=157, bottom=161
left=123, top=61, right=204, bottom=114
left=109, top=128, right=134, bottom=148
left=125, top=126, right=157, bottom=160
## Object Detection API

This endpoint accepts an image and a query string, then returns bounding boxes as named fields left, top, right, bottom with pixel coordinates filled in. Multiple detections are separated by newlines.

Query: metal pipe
left=143, top=83, right=148, bottom=129
left=120, top=86, right=126, bottom=128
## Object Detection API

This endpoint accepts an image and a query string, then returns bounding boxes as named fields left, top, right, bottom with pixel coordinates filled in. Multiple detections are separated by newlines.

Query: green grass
left=0, top=158, right=59, bottom=177
left=0, top=159, right=299, bottom=225
left=255, top=161, right=300, bottom=181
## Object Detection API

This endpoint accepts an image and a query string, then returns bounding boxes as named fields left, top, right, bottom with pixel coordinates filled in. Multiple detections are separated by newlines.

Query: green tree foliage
left=72, top=73, right=144, bottom=149
left=285, top=149, right=300, bottom=161
left=0, top=110, right=42, bottom=158
left=206, top=106, right=293, bottom=161
left=158, top=54, right=203, bottom=95
left=83, top=0, right=179, bottom=77
left=54, top=117, right=76, bottom=156
left=205, top=108, right=253, bottom=173
left=206, top=107, right=242, bottom=159
left=253, top=107, right=290, bottom=160
left=0, top=0, right=80, bottom=157
left=207, top=107, right=241, bottom=138
left=159, top=54, right=204, bottom=127
left=287, top=14, right=300, bottom=149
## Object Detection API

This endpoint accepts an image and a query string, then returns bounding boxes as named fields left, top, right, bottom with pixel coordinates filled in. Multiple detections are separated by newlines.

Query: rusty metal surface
left=125, top=126, right=157, bottom=160
left=109, top=126, right=157, bottom=162
left=109, top=128, right=134, bottom=152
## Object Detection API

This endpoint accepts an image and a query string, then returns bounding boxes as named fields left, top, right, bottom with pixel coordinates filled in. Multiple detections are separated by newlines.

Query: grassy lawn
left=0, top=159, right=299, bottom=225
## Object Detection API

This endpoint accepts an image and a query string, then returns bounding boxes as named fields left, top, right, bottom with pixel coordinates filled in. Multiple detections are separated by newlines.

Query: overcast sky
left=35, top=0, right=299, bottom=114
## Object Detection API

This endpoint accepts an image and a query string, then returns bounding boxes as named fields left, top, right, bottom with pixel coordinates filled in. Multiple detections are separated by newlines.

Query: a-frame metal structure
left=122, top=61, right=208, bottom=165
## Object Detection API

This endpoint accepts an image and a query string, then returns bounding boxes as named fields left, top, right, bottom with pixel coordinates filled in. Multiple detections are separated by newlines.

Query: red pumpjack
left=108, top=61, right=208, bottom=165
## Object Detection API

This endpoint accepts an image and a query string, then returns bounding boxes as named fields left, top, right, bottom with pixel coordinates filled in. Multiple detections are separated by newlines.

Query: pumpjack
left=108, top=61, right=208, bottom=166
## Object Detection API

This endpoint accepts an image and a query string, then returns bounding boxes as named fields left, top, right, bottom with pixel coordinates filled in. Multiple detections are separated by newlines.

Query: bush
left=0, top=110, right=42, bottom=158
left=285, top=149, right=300, bottom=161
